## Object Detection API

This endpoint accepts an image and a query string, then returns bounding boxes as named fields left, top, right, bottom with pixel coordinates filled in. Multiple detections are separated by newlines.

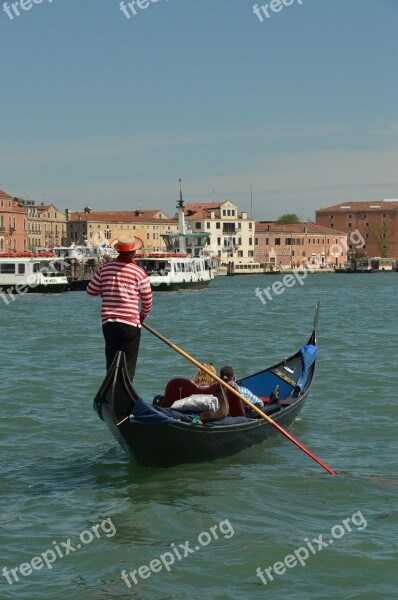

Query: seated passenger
left=193, top=363, right=217, bottom=387
left=219, top=366, right=264, bottom=409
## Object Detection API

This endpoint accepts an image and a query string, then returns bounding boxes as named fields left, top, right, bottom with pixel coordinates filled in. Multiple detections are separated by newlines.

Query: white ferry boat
left=134, top=192, right=215, bottom=291
left=0, top=253, right=69, bottom=295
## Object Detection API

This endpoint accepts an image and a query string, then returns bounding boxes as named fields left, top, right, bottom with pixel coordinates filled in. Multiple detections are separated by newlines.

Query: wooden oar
left=142, top=322, right=336, bottom=476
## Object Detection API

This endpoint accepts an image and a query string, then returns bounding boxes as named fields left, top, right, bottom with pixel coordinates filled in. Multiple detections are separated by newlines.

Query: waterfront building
left=316, top=200, right=398, bottom=258
left=66, top=208, right=178, bottom=251
left=0, top=190, right=28, bottom=253
left=38, top=203, right=67, bottom=247
left=17, top=199, right=43, bottom=251
left=255, top=222, right=348, bottom=269
left=183, top=200, right=256, bottom=266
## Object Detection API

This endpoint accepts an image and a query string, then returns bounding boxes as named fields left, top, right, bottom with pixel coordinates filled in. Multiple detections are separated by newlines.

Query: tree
left=276, top=214, right=301, bottom=224
left=369, top=221, right=392, bottom=258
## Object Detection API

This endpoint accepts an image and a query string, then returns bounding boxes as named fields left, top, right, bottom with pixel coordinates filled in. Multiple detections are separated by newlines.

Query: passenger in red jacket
left=87, top=235, right=152, bottom=381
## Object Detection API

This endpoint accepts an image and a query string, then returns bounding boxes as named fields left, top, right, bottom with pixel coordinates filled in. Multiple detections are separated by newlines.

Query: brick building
left=316, top=200, right=398, bottom=258
left=255, top=222, right=348, bottom=268
left=0, top=190, right=28, bottom=253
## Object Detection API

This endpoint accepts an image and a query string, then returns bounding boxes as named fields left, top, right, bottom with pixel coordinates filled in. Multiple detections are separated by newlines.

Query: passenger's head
left=193, top=363, right=216, bottom=387
left=220, top=366, right=235, bottom=382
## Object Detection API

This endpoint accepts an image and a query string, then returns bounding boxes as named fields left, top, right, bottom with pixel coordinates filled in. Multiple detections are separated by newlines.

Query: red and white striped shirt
left=86, top=256, right=153, bottom=327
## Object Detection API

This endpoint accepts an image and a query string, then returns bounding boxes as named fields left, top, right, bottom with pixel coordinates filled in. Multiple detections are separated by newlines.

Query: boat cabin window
left=0, top=263, right=15, bottom=274
left=18, top=264, right=25, bottom=275
left=33, top=263, right=41, bottom=273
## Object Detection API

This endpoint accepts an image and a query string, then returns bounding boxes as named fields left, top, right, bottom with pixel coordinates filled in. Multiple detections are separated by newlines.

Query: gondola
left=93, top=304, right=319, bottom=467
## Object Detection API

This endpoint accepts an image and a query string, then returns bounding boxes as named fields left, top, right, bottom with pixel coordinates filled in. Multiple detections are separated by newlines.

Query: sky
left=1, top=0, right=398, bottom=221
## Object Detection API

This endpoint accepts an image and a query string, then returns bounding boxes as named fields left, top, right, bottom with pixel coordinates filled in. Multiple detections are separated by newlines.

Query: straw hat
left=111, top=235, right=143, bottom=253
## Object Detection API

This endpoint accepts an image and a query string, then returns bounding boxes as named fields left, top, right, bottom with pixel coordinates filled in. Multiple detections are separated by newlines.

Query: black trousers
left=102, top=322, right=141, bottom=381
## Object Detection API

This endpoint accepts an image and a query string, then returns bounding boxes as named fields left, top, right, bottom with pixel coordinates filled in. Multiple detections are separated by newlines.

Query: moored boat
left=93, top=305, right=319, bottom=467
left=135, top=251, right=214, bottom=291
left=0, top=252, right=69, bottom=296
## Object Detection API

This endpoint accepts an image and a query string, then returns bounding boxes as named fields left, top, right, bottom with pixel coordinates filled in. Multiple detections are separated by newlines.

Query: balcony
left=222, top=227, right=236, bottom=235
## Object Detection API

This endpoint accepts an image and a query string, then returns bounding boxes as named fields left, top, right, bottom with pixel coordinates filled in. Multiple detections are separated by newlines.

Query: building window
left=365, top=222, right=369, bottom=227
left=265, top=238, right=269, bottom=245
left=249, top=223, right=253, bottom=230
left=348, top=222, right=352, bottom=228
left=238, top=251, right=243, bottom=257
left=363, top=214, right=367, bottom=219
left=195, top=222, right=201, bottom=229
left=231, top=210, right=235, bottom=217
left=216, top=222, right=220, bottom=229
left=330, top=223, right=334, bottom=228
left=249, top=237, right=253, bottom=246
left=365, top=233, right=369, bottom=238
left=237, top=223, right=241, bottom=229
left=238, top=237, right=242, bottom=245
left=275, top=238, right=281, bottom=246
left=217, top=237, right=221, bottom=246
left=348, top=214, right=352, bottom=219
left=382, top=213, right=386, bottom=218
left=248, top=251, right=254, bottom=257
left=223, top=210, right=226, bottom=217
left=255, top=237, right=259, bottom=246
left=206, top=222, right=210, bottom=229
left=227, top=210, right=231, bottom=216
left=330, top=215, right=334, bottom=220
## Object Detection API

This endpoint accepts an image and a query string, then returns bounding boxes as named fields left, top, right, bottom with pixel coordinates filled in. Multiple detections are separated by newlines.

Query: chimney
left=65, top=208, right=72, bottom=222
left=241, top=211, right=248, bottom=220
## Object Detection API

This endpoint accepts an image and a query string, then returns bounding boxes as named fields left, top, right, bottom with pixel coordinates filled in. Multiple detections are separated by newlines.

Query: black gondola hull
left=93, top=305, right=319, bottom=467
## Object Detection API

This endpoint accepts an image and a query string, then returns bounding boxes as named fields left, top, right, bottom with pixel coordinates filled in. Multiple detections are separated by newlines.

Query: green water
left=1, top=274, right=397, bottom=599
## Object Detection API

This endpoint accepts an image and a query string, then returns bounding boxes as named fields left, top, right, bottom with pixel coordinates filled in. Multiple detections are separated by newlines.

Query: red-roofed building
left=0, top=190, right=28, bottom=253
left=316, top=200, right=398, bottom=258
left=66, top=208, right=178, bottom=251
left=255, top=222, right=348, bottom=268
left=184, top=200, right=256, bottom=264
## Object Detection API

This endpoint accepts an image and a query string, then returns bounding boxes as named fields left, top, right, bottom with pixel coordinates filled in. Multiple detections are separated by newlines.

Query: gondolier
left=87, top=235, right=152, bottom=381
